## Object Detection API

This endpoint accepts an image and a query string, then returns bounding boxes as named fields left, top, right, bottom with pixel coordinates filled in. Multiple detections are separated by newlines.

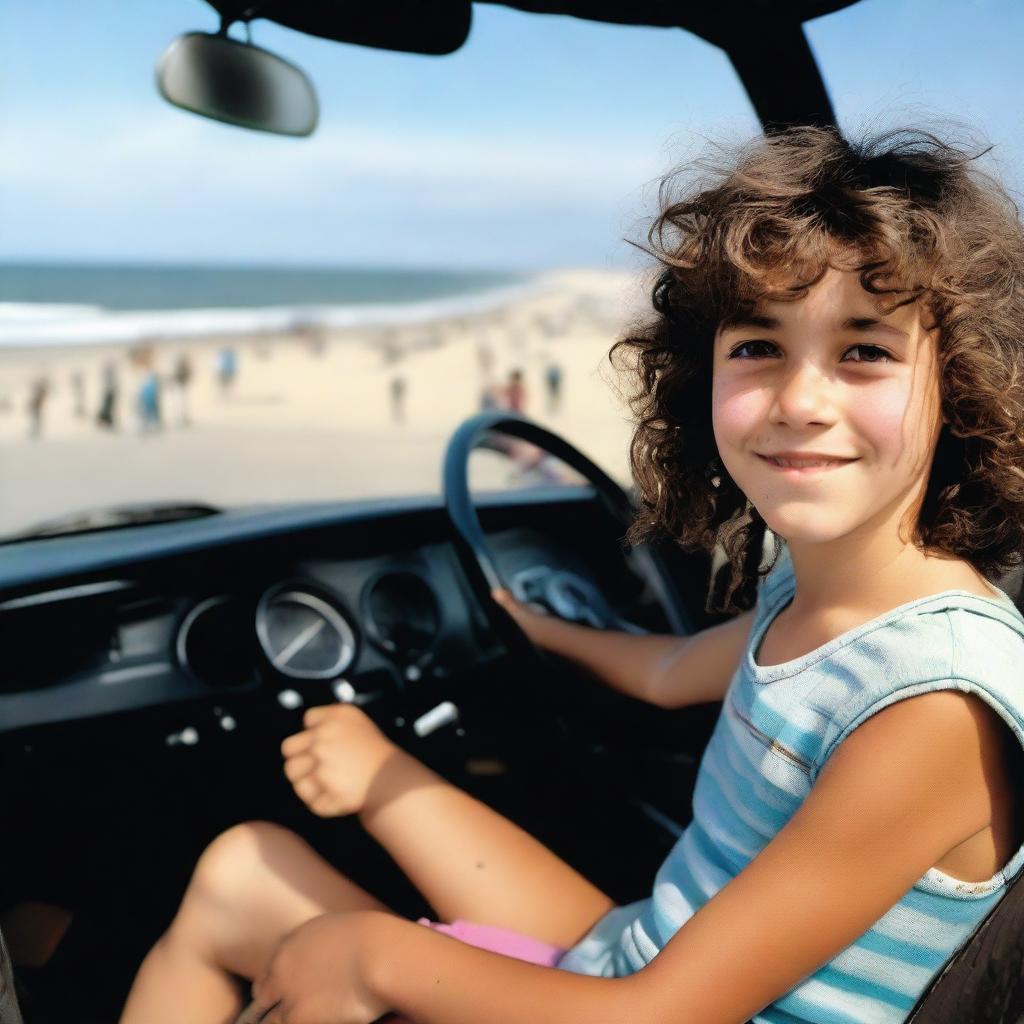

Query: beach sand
left=0, top=268, right=654, bottom=538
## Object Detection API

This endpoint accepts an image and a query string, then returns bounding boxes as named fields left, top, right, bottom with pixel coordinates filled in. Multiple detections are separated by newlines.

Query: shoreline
left=0, top=269, right=621, bottom=351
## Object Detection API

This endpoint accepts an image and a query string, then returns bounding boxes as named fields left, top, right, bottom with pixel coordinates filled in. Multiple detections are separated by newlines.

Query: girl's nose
left=770, top=362, right=836, bottom=424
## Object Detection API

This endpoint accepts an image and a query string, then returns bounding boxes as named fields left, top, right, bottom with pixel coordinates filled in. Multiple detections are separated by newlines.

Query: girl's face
left=711, top=266, right=944, bottom=547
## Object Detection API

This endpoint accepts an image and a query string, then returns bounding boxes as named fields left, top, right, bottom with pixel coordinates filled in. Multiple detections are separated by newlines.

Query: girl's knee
left=171, top=822, right=301, bottom=954
left=186, top=820, right=300, bottom=911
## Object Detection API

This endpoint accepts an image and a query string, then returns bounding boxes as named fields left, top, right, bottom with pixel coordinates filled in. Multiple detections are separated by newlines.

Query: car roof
left=203, top=0, right=867, bottom=128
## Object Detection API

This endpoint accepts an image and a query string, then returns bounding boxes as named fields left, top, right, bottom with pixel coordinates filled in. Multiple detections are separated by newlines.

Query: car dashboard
left=0, top=488, right=689, bottom=738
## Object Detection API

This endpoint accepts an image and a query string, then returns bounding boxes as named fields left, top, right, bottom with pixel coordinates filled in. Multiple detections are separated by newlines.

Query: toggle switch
left=412, top=701, right=459, bottom=738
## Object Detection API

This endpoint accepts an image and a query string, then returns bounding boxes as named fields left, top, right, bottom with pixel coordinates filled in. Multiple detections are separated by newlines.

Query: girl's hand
left=248, top=912, right=389, bottom=1024
left=490, top=586, right=550, bottom=643
left=281, top=705, right=399, bottom=817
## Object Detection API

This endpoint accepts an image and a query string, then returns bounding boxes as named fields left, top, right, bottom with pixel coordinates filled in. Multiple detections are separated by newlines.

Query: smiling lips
left=757, top=453, right=858, bottom=473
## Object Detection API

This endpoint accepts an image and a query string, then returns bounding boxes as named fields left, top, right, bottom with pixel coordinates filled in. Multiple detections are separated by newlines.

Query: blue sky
left=4, top=0, right=1024, bottom=270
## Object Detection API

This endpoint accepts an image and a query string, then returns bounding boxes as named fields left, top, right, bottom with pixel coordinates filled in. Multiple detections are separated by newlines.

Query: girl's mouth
left=757, top=454, right=858, bottom=475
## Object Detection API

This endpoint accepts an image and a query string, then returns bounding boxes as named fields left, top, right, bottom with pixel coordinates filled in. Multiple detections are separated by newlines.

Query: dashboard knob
left=166, top=726, right=200, bottom=747
left=332, top=678, right=383, bottom=705
left=333, top=680, right=357, bottom=703
left=277, top=689, right=303, bottom=710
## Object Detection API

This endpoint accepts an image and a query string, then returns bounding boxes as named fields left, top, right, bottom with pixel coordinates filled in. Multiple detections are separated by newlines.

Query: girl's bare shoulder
left=920, top=557, right=1005, bottom=601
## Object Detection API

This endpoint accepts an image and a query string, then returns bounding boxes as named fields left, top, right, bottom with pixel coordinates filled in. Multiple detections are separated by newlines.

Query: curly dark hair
left=610, top=125, right=1024, bottom=615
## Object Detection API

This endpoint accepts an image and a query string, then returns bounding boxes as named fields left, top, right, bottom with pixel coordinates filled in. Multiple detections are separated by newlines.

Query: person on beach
left=173, top=353, right=193, bottom=427
left=137, top=369, right=162, bottom=433
left=475, top=367, right=551, bottom=479
left=544, top=362, right=563, bottom=414
left=503, top=367, right=526, bottom=412
left=216, top=346, right=238, bottom=396
left=479, top=369, right=527, bottom=417
left=389, top=374, right=407, bottom=423
left=26, top=376, right=50, bottom=439
left=131, top=346, right=162, bottom=434
left=96, top=362, right=118, bottom=430
left=119, top=126, right=1024, bottom=1024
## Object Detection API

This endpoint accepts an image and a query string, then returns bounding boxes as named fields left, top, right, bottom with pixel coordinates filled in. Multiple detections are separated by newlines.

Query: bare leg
left=357, top=747, right=615, bottom=947
left=119, top=821, right=392, bottom=1024
left=122, top=750, right=614, bottom=1023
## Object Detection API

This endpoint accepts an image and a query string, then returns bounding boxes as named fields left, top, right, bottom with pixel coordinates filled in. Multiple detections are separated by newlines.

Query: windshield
left=3, top=3, right=1023, bottom=539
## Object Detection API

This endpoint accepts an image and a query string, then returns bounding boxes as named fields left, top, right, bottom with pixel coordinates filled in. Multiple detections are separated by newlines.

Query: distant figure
left=544, top=362, right=563, bottom=414
left=97, top=362, right=118, bottom=430
left=70, top=370, right=86, bottom=418
left=504, top=368, right=526, bottom=413
left=138, top=370, right=162, bottom=433
left=216, top=346, right=238, bottom=396
left=479, top=368, right=527, bottom=417
left=389, top=374, right=407, bottom=423
left=173, top=353, right=193, bottom=426
left=490, top=367, right=562, bottom=480
left=27, top=376, right=50, bottom=439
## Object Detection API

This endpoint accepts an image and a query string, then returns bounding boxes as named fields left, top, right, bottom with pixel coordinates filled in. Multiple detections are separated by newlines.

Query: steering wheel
left=442, top=412, right=697, bottom=723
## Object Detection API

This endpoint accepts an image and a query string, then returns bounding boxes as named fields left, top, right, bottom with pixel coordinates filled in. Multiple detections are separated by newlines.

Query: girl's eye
left=727, top=341, right=893, bottom=363
left=728, top=340, right=775, bottom=359
left=843, top=344, right=892, bottom=363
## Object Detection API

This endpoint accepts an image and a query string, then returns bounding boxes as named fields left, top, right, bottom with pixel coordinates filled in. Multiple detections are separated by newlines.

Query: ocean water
left=0, top=262, right=538, bottom=348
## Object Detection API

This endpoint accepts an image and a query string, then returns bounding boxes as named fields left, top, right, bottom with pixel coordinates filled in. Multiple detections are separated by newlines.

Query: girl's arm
left=358, top=690, right=989, bottom=1023
left=493, top=589, right=754, bottom=708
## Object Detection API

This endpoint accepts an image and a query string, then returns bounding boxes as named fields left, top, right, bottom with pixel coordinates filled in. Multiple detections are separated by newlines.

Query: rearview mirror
left=156, top=32, right=319, bottom=137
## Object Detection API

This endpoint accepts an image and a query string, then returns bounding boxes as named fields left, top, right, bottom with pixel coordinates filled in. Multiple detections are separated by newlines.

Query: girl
left=120, top=125, right=1024, bottom=1024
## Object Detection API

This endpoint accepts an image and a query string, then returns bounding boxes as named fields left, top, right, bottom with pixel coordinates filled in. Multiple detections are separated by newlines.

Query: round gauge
left=256, top=585, right=356, bottom=680
left=361, top=571, right=440, bottom=660
left=176, top=594, right=254, bottom=687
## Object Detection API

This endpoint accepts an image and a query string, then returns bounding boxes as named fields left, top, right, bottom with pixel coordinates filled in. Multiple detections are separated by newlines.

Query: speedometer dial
left=361, top=571, right=440, bottom=659
left=256, top=585, right=356, bottom=680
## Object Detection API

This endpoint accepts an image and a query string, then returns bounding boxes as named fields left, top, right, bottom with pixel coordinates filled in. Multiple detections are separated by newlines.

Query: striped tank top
left=556, top=543, right=1024, bottom=1023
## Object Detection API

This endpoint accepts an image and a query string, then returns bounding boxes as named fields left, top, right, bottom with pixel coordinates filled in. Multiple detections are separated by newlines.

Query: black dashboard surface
left=0, top=488, right=711, bottom=736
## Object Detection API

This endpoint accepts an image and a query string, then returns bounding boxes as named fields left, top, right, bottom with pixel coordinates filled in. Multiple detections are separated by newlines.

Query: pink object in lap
left=416, top=917, right=567, bottom=965
left=378, top=918, right=567, bottom=1023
